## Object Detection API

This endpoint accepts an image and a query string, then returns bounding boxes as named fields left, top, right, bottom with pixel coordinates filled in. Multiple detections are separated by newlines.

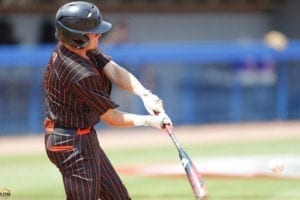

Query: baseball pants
left=44, top=127, right=131, bottom=200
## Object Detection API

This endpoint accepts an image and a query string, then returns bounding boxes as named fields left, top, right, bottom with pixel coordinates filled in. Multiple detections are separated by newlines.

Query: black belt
left=54, top=125, right=91, bottom=135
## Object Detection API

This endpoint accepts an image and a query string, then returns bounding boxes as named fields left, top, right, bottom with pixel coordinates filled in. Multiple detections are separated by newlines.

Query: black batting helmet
left=55, top=1, right=111, bottom=49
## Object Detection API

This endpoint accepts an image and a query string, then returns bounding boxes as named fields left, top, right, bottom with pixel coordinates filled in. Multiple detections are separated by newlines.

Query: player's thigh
left=62, top=171, right=98, bottom=200
left=98, top=146, right=131, bottom=200
left=45, top=130, right=101, bottom=199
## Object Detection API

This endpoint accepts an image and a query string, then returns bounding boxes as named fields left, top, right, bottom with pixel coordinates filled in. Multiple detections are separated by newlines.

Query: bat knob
left=196, top=186, right=209, bottom=200
left=196, top=195, right=209, bottom=200
left=196, top=194, right=209, bottom=200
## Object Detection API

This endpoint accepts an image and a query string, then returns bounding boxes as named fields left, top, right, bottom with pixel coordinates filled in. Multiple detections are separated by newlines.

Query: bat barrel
left=165, top=125, right=209, bottom=200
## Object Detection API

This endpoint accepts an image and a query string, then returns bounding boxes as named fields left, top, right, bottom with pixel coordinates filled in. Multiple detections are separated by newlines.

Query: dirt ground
left=1, top=121, right=300, bottom=155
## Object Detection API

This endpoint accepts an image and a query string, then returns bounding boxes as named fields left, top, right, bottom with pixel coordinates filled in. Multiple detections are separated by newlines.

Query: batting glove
left=140, top=90, right=165, bottom=115
left=145, top=113, right=172, bottom=129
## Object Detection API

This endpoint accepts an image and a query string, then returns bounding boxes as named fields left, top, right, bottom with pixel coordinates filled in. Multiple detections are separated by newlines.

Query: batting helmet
left=55, top=1, right=111, bottom=49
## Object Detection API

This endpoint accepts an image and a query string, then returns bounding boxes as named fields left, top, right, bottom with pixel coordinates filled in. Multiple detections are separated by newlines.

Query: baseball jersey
left=44, top=43, right=119, bottom=128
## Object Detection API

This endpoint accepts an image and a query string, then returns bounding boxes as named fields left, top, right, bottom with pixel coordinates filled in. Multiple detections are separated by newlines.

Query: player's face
left=86, top=33, right=101, bottom=50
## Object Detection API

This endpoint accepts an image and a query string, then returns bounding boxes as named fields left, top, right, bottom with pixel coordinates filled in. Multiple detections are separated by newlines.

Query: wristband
left=132, top=116, right=148, bottom=127
left=133, top=84, right=150, bottom=97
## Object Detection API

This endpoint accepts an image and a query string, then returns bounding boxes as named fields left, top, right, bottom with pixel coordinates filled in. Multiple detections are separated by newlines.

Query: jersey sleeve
left=71, top=75, right=119, bottom=116
left=86, top=49, right=112, bottom=70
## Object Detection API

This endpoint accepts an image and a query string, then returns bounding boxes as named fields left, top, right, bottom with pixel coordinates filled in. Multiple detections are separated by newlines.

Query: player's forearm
left=101, top=109, right=142, bottom=128
left=115, top=69, right=147, bottom=96
left=100, top=108, right=170, bottom=129
left=104, top=61, right=148, bottom=96
left=104, top=61, right=165, bottom=115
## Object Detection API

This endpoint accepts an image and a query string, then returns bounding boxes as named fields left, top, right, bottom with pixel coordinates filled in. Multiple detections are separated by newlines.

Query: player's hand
left=145, top=113, right=172, bottom=129
left=141, top=90, right=165, bottom=115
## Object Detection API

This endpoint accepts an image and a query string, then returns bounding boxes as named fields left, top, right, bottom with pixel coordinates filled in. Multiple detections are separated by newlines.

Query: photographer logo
left=0, top=188, right=10, bottom=200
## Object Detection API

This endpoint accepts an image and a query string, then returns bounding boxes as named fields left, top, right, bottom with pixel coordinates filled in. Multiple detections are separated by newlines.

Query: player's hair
left=55, top=1, right=111, bottom=49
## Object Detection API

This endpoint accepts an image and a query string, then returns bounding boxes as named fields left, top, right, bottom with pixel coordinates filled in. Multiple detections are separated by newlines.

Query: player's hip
left=44, top=121, right=100, bottom=168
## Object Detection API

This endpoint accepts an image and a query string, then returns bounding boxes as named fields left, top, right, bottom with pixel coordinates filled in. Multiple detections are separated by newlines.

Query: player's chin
left=86, top=41, right=99, bottom=51
left=86, top=45, right=98, bottom=51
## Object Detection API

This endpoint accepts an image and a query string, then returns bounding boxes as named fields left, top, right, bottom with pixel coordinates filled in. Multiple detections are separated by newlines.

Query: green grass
left=0, top=154, right=64, bottom=200
left=1, top=137, right=300, bottom=199
left=125, top=176, right=300, bottom=200
left=106, top=137, right=300, bottom=165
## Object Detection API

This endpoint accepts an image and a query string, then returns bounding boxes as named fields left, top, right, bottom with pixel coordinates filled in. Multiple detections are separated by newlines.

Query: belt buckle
left=44, top=118, right=54, bottom=133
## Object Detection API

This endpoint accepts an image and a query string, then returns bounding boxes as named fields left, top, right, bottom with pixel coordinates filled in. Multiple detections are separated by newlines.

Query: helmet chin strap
left=74, top=40, right=88, bottom=49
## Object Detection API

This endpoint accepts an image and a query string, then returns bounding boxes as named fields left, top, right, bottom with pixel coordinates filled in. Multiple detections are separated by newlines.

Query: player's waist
left=44, top=118, right=92, bottom=135
left=54, top=125, right=92, bottom=135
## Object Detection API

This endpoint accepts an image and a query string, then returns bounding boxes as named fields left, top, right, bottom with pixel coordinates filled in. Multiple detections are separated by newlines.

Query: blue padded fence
left=1, top=41, right=300, bottom=134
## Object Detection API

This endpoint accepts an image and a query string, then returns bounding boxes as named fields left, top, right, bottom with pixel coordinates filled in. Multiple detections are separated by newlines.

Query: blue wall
left=1, top=41, right=300, bottom=134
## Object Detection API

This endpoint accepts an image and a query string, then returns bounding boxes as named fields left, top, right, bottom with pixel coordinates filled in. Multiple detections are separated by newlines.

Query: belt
left=44, top=118, right=91, bottom=135
left=55, top=125, right=91, bottom=135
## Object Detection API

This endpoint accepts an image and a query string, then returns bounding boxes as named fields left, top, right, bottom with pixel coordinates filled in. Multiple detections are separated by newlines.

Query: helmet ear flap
left=72, top=35, right=89, bottom=49
left=56, top=24, right=89, bottom=49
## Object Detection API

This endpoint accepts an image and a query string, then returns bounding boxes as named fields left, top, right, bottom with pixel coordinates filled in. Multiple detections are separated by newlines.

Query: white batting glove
left=132, top=113, right=172, bottom=129
left=140, top=90, right=165, bottom=115
left=145, top=113, right=172, bottom=129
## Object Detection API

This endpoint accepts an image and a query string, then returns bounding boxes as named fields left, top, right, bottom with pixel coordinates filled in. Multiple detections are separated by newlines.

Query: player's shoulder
left=66, top=58, right=98, bottom=82
left=87, top=49, right=112, bottom=68
left=55, top=44, right=104, bottom=84
left=87, top=49, right=111, bottom=60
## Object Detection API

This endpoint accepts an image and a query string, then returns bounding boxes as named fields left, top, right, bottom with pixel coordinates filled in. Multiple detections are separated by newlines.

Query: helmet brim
left=57, top=20, right=112, bottom=35
left=91, top=20, right=112, bottom=34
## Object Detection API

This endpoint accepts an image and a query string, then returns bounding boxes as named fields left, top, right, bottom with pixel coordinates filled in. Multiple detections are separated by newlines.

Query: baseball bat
left=165, top=125, right=209, bottom=200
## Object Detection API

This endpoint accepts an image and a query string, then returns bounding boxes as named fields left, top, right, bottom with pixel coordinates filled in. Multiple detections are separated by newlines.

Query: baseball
left=268, top=159, right=284, bottom=173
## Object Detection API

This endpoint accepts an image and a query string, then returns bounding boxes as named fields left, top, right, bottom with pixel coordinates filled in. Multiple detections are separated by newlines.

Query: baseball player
left=43, top=1, right=172, bottom=200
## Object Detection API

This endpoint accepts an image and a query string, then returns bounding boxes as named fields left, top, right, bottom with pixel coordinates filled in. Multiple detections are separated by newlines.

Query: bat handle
left=164, top=125, right=183, bottom=151
left=164, top=124, right=174, bottom=137
left=165, top=124, right=172, bottom=133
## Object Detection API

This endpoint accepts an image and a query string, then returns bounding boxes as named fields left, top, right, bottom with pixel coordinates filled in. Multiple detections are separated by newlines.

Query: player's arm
left=100, top=108, right=171, bottom=129
left=72, top=73, right=172, bottom=127
left=103, top=61, right=165, bottom=115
